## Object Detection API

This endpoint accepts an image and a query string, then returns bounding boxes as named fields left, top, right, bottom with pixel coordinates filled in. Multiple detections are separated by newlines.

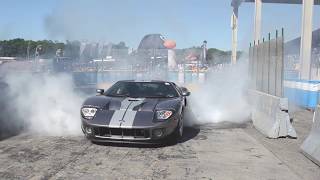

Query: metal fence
left=1, top=47, right=210, bottom=89
left=72, top=70, right=208, bottom=87
left=284, top=48, right=320, bottom=80
left=249, top=29, right=284, bottom=97
left=71, top=47, right=209, bottom=86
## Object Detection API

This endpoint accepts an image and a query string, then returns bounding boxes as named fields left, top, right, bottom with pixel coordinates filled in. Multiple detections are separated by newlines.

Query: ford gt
left=80, top=80, right=190, bottom=144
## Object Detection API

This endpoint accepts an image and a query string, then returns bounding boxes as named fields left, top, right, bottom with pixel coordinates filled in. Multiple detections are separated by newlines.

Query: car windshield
left=105, top=82, right=179, bottom=98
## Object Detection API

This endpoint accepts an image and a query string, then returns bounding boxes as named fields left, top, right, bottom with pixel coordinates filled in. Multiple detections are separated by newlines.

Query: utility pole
left=231, top=6, right=238, bottom=64
left=254, top=0, right=262, bottom=42
left=300, top=0, right=314, bottom=80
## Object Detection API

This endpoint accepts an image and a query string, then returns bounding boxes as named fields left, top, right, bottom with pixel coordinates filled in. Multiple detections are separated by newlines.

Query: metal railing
left=249, top=29, right=284, bottom=97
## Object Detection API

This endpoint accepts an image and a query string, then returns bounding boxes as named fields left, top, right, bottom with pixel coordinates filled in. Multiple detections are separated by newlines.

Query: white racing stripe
left=121, top=98, right=145, bottom=128
left=108, top=110, right=126, bottom=128
left=108, top=98, right=131, bottom=128
left=121, top=110, right=137, bottom=128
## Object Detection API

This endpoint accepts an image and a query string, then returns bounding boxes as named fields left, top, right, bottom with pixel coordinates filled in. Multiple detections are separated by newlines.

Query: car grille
left=93, top=127, right=150, bottom=139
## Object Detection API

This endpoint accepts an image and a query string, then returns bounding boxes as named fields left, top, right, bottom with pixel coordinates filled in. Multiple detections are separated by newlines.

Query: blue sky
left=0, top=0, right=320, bottom=50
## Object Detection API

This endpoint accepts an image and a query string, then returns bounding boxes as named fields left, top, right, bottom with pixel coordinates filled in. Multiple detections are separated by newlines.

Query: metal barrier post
left=268, top=33, right=271, bottom=94
left=281, top=28, right=285, bottom=97
left=275, top=30, right=279, bottom=97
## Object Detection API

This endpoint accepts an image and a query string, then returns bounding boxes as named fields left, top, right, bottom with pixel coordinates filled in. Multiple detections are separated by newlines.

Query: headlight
left=156, top=110, right=173, bottom=120
left=81, top=107, right=97, bottom=120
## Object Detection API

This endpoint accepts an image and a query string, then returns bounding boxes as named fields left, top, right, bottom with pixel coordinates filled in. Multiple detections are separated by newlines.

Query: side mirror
left=182, top=91, right=191, bottom=96
left=96, top=89, right=104, bottom=95
left=180, top=87, right=191, bottom=96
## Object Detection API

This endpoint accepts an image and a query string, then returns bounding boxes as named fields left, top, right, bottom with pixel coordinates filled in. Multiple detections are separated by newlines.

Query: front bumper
left=81, top=116, right=179, bottom=144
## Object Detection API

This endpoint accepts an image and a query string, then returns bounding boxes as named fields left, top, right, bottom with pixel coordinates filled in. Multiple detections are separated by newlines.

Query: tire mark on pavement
left=242, top=127, right=304, bottom=180
left=139, top=147, right=169, bottom=178
left=108, top=150, right=131, bottom=178
left=45, top=140, right=92, bottom=179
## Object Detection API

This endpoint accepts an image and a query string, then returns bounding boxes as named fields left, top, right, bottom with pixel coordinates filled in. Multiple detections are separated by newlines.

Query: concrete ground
left=244, top=109, right=320, bottom=180
left=0, top=110, right=319, bottom=180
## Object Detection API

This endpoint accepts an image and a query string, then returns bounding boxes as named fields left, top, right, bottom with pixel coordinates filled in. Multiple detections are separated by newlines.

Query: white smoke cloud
left=4, top=73, right=84, bottom=136
left=2, top=60, right=249, bottom=136
left=187, top=60, right=250, bottom=125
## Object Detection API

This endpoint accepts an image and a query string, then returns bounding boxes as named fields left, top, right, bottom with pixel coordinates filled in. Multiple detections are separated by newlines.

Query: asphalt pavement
left=0, top=110, right=319, bottom=180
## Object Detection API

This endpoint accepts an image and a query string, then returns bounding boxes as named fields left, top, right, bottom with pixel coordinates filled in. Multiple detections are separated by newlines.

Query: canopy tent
left=232, top=0, right=320, bottom=7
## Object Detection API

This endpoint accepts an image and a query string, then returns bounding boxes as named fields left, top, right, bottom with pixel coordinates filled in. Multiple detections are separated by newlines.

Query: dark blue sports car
left=81, top=80, right=190, bottom=144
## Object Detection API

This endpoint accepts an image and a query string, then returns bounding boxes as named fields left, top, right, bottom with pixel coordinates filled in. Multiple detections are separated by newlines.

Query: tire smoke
left=3, top=73, right=84, bottom=136
left=186, top=61, right=250, bottom=126
left=1, top=61, right=249, bottom=136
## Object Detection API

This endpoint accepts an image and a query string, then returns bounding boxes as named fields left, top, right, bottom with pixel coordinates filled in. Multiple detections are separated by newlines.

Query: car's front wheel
left=170, top=113, right=184, bottom=143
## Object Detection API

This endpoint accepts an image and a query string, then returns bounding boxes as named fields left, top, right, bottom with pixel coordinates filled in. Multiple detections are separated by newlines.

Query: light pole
left=34, top=45, right=42, bottom=71
left=35, top=45, right=42, bottom=61
left=27, top=41, right=30, bottom=61
left=198, top=40, right=207, bottom=80
left=56, top=48, right=63, bottom=57
left=202, top=40, right=207, bottom=63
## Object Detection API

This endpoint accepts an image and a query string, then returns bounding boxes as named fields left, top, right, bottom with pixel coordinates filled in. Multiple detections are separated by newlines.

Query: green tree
left=0, top=39, right=82, bottom=60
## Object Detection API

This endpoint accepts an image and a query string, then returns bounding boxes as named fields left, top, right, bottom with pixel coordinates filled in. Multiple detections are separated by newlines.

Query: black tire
left=169, top=113, right=184, bottom=144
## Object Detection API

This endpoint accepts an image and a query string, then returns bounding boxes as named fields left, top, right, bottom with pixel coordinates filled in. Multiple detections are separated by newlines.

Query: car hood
left=82, top=96, right=181, bottom=127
